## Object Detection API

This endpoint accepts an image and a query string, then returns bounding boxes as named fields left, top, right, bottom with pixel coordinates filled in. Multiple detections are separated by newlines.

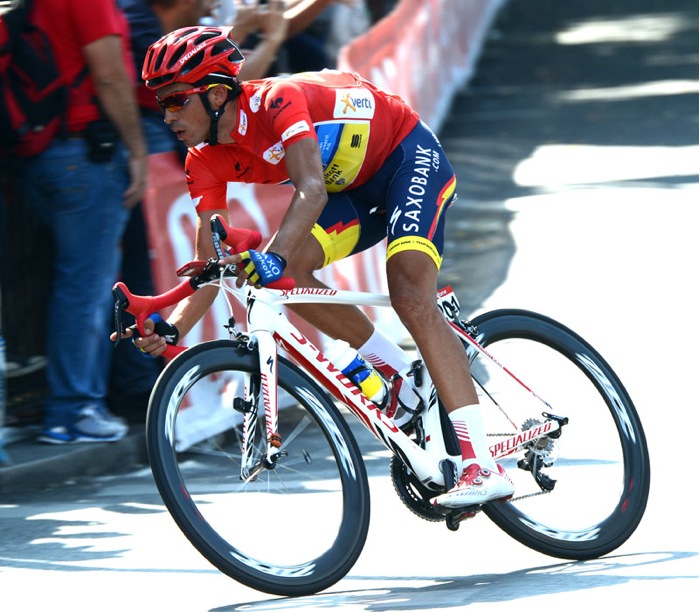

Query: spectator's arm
left=238, top=2, right=288, bottom=80
left=83, top=34, right=148, bottom=208
left=229, top=1, right=259, bottom=43
left=283, top=0, right=334, bottom=37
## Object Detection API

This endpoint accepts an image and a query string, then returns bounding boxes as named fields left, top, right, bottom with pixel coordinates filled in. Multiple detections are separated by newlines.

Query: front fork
left=235, top=331, right=286, bottom=482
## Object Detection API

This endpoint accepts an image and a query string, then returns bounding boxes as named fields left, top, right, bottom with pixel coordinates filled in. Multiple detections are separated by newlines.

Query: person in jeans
left=126, top=24, right=514, bottom=507
left=25, top=0, right=147, bottom=444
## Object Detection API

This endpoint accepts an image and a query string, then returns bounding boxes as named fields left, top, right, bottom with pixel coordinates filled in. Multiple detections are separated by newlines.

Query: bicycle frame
left=237, top=285, right=453, bottom=488
left=228, top=282, right=566, bottom=489
left=112, top=217, right=566, bottom=490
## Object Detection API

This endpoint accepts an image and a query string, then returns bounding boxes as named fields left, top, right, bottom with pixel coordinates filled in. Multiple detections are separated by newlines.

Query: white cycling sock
left=359, top=327, right=412, bottom=378
left=450, top=404, right=498, bottom=472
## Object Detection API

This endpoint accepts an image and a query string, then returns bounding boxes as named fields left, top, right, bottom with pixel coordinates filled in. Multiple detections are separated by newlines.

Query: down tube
left=274, top=320, right=450, bottom=487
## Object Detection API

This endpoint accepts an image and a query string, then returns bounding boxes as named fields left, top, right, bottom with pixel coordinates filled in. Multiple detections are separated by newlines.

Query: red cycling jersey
left=186, top=71, right=419, bottom=214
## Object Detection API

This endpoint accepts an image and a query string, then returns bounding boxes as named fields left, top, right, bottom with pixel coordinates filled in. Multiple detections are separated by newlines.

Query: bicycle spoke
left=147, top=341, right=370, bottom=595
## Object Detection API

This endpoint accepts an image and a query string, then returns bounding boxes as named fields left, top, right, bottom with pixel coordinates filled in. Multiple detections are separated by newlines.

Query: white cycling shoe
left=432, top=463, right=515, bottom=508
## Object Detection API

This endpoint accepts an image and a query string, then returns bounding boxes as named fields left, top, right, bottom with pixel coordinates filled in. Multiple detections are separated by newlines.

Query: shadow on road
left=214, top=551, right=697, bottom=611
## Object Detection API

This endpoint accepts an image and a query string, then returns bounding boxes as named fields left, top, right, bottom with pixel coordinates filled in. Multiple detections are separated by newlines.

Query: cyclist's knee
left=284, top=236, right=325, bottom=280
left=389, top=284, right=438, bottom=327
left=387, top=251, right=441, bottom=328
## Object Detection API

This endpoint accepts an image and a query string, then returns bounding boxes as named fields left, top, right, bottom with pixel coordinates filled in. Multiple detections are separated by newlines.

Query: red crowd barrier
left=338, top=0, right=505, bottom=131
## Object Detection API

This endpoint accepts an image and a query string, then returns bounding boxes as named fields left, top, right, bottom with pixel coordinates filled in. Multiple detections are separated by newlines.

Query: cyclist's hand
left=237, top=250, right=287, bottom=287
left=110, top=314, right=179, bottom=358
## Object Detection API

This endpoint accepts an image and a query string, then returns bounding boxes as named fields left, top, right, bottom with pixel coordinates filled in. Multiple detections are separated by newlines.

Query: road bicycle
left=112, top=215, right=650, bottom=596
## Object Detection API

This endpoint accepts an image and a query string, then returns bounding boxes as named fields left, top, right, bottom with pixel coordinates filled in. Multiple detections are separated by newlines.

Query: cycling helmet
left=142, top=26, right=245, bottom=146
left=142, top=25, right=245, bottom=89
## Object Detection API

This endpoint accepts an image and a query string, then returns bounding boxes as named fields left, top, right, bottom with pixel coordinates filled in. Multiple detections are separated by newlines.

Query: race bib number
left=437, top=286, right=461, bottom=322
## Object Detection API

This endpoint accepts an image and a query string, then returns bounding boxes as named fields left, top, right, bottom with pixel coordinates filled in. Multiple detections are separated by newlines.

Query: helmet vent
left=167, top=44, right=187, bottom=69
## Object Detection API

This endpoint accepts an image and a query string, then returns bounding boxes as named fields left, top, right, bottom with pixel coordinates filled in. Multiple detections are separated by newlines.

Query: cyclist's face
left=157, top=83, right=211, bottom=147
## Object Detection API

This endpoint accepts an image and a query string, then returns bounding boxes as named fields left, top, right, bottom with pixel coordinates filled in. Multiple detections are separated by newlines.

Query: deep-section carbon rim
left=146, top=340, right=370, bottom=596
left=469, top=309, right=650, bottom=560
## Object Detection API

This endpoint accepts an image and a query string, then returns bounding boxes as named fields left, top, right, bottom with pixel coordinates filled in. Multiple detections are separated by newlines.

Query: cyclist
left=130, top=25, right=514, bottom=507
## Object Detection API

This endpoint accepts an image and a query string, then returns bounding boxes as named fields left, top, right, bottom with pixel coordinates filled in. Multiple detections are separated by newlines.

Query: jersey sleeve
left=185, top=147, right=229, bottom=214
left=67, top=0, right=126, bottom=47
left=261, top=80, right=318, bottom=149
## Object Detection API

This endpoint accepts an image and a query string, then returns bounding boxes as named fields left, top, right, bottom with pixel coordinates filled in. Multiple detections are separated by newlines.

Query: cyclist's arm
left=132, top=207, right=228, bottom=357
left=167, top=208, right=229, bottom=333
left=262, top=136, right=328, bottom=263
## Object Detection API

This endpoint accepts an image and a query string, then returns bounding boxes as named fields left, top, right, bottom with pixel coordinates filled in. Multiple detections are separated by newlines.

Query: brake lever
left=211, top=216, right=228, bottom=260
left=112, top=285, right=129, bottom=347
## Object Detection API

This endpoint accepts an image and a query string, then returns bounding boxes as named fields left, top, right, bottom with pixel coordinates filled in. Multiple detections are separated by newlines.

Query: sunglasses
left=156, top=83, right=231, bottom=113
left=156, top=85, right=209, bottom=113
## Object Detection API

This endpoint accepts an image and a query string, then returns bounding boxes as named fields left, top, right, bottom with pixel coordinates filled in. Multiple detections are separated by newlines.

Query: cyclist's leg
left=383, top=122, right=511, bottom=500
left=386, top=250, right=477, bottom=411
left=381, top=121, right=478, bottom=413
left=283, top=193, right=377, bottom=348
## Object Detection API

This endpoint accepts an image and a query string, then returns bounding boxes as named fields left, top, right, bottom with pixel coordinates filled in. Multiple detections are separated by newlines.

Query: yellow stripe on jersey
left=319, top=122, right=370, bottom=192
left=386, top=236, right=443, bottom=270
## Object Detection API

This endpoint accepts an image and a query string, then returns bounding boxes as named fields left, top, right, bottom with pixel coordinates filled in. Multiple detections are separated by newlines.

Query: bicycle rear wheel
left=146, top=340, right=370, bottom=596
left=467, top=309, right=650, bottom=560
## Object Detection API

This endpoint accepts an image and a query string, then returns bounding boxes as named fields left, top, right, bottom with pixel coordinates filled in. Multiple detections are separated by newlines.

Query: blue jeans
left=141, top=112, right=180, bottom=156
left=25, top=137, right=129, bottom=429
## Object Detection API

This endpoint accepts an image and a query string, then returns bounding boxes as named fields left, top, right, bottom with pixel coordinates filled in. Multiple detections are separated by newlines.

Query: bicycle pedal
left=444, top=506, right=481, bottom=531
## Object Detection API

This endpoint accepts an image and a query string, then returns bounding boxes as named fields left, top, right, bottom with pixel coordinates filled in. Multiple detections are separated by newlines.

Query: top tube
left=264, top=286, right=392, bottom=308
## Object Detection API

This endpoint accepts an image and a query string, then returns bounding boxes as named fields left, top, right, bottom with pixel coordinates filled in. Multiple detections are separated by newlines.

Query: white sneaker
left=38, top=405, right=128, bottom=444
left=432, top=463, right=514, bottom=508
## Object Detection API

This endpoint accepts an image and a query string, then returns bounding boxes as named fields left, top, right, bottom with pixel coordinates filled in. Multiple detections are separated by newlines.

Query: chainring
left=389, top=455, right=447, bottom=522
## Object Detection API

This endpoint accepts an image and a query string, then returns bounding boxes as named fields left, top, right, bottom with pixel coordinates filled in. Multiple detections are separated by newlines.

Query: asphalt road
left=438, top=0, right=698, bottom=317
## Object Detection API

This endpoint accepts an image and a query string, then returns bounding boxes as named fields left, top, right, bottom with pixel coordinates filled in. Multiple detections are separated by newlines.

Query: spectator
left=280, top=1, right=334, bottom=73
left=325, top=0, right=371, bottom=63
left=109, top=0, right=203, bottom=423
left=24, top=0, right=147, bottom=444
left=237, top=0, right=337, bottom=75
left=364, top=0, right=396, bottom=24
left=235, top=1, right=288, bottom=80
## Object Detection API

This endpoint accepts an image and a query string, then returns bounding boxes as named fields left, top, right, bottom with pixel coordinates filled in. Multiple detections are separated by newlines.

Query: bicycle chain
left=509, top=490, right=551, bottom=502
left=487, top=432, right=553, bottom=502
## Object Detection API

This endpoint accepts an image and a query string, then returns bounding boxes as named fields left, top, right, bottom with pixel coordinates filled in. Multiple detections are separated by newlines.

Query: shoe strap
left=390, top=360, right=425, bottom=416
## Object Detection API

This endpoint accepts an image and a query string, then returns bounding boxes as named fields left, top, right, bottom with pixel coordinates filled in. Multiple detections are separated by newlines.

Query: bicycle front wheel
left=468, top=309, right=650, bottom=560
left=146, top=340, right=370, bottom=596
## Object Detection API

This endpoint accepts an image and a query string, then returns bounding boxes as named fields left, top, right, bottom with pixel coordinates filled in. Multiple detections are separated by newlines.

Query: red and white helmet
left=142, top=26, right=245, bottom=89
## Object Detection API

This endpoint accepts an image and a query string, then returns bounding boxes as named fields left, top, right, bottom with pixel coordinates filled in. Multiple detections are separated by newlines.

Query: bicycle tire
left=146, top=340, right=370, bottom=596
left=467, top=309, right=650, bottom=560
